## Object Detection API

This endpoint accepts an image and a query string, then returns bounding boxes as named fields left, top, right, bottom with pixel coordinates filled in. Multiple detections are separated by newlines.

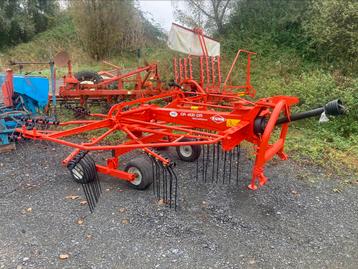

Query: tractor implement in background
left=53, top=51, right=165, bottom=108
left=0, top=67, right=57, bottom=150
left=169, top=23, right=257, bottom=98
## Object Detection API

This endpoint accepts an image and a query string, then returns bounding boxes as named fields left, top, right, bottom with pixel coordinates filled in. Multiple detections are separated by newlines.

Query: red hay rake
left=18, top=86, right=344, bottom=211
left=16, top=24, right=345, bottom=212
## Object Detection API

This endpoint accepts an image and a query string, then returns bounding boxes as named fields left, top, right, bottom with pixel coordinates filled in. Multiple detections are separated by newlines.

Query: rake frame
left=19, top=89, right=299, bottom=190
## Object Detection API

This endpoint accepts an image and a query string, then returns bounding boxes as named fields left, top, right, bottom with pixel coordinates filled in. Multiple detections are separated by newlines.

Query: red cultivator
left=18, top=85, right=345, bottom=211
left=54, top=51, right=164, bottom=108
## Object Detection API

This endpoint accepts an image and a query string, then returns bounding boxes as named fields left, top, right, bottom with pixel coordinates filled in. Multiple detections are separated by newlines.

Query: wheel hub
left=127, top=167, right=142, bottom=185
left=179, top=145, right=193, bottom=158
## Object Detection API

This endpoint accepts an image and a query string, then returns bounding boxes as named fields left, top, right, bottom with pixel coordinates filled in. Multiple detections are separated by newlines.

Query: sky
left=138, top=1, right=176, bottom=32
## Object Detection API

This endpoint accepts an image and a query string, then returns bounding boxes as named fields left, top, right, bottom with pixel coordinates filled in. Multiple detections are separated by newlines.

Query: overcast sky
left=138, top=1, right=176, bottom=32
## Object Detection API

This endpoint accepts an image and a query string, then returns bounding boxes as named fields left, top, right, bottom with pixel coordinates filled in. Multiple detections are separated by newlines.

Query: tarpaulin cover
left=167, top=23, right=220, bottom=56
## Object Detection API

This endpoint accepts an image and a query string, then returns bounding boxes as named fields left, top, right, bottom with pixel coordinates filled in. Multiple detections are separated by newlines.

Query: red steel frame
left=17, top=24, right=301, bottom=190
left=1, top=69, right=14, bottom=107
left=19, top=88, right=299, bottom=190
left=172, top=24, right=256, bottom=97
left=58, top=61, right=163, bottom=106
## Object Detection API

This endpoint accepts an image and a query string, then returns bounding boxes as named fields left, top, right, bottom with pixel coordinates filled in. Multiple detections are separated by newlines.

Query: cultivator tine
left=64, top=103, right=91, bottom=118
left=67, top=151, right=101, bottom=213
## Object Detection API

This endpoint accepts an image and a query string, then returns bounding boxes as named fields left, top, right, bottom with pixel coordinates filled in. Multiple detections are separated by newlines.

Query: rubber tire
left=74, top=71, right=102, bottom=84
left=176, top=138, right=201, bottom=162
left=124, top=155, right=153, bottom=190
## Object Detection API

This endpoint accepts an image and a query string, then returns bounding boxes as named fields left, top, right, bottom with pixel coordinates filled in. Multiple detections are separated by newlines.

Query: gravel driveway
left=0, top=141, right=357, bottom=268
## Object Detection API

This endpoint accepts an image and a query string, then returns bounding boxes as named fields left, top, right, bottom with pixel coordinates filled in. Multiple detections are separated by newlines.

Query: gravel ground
left=0, top=141, right=357, bottom=269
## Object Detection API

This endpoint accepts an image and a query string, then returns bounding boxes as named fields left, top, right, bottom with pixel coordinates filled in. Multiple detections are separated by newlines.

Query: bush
left=303, top=0, right=358, bottom=73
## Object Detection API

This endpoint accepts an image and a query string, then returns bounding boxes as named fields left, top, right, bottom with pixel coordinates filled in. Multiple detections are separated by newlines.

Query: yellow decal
left=226, top=119, right=241, bottom=127
left=190, top=106, right=199, bottom=110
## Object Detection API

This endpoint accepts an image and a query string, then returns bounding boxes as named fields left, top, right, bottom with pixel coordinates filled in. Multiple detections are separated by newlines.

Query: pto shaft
left=254, top=99, right=345, bottom=135
left=276, top=99, right=344, bottom=125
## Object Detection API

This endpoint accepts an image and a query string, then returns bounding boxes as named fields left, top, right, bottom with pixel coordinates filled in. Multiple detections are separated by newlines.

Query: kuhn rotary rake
left=18, top=86, right=345, bottom=211
left=14, top=23, right=346, bottom=212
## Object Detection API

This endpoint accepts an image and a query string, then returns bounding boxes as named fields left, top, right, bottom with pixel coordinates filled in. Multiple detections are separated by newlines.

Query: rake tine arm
left=82, top=126, right=118, bottom=146
left=122, top=126, right=170, bottom=165
left=48, top=119, right=113, bottom=139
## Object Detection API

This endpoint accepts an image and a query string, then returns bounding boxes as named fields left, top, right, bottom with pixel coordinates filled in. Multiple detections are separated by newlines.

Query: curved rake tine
left=81, top=158, right=97, bottom=210
left=80, top=162, right=96, bottom=212
left=204, top=144, right=210, bottom=182
left=212, top=143, right=216, bottom=182
left=195, top=150, right=199, bottom=181
left=168, top=166, right=179, bottom=210
left=223, top=151, right=227, bottom=184
left=67, top=152, right=101, bottom=213
left=83, top=155, right=101, bottom=201
left=150, top=156, right=156, bottom=195
left=228, top=150, right=233, bottom=184
left=216, top=143, right=220, bottom=183
left=162, top=165, right=167, bottom=203
left=236, top=145, right=241, bottom=185
left=202, top=144, right=206, bottom=181
left=154, top=159, right=161, bottom=200
left=167, top=166, right=174, bottom=208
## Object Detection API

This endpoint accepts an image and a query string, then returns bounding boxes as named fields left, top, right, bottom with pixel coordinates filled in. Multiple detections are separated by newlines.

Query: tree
left=0, top=0, right=58, bottom=50
left=173, top=0, right=234, bottom=34
left=70, top=0, right=152, bottom=60
left=303, top=0, right=358, bottom=71
left=26, top=0, right=59, bottom=33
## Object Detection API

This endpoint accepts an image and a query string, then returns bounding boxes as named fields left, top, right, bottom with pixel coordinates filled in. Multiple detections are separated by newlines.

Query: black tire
left=156, top=146, right=169, bottom=151
left=74, top=71, right=102, bottom=84
left=176, top=138, right=201, bottom=162
left=124, top=155, right=153, bottom=190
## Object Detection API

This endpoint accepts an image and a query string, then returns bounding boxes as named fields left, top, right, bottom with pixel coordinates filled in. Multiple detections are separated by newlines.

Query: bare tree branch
left=188, top=0, right=215, bottom=19
left=219, top=0, right=232, bottom=23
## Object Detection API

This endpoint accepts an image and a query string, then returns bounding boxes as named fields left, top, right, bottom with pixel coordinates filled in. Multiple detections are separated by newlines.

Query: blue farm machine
left=0, top=63, right=58, bottom=151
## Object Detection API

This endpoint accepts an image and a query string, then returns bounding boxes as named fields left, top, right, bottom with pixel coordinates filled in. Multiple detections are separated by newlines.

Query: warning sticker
left=226, top=119, right=240, bottom=127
